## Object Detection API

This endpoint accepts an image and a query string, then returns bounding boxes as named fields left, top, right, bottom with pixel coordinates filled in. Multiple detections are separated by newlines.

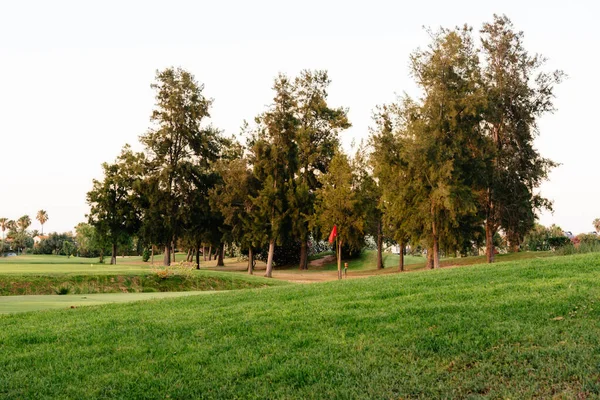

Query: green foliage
left=61, top=241, right=74, bottom=258
left=138, top=67, right=223, bottom=266
left=36, top=210, right=48, bottom=234
left=315, top=152, right=365, bottom=252
left=87, top=146, right=142, bottom=264
left=480, top=15, right=562, bottom=256
left=142, top=248, right=150, bottom=262
left=522, top=224, right=567, bottom=251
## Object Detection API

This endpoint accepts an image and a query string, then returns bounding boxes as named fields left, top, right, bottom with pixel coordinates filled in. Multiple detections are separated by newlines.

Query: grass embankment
left=0, top=291, right=215, bottom=314
left=0, top=270, right=287, bottom=296
left=2, top=253, right=600, bottom=398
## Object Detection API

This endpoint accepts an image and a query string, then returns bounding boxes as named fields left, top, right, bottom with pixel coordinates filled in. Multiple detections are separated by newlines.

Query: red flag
left=328, top=225, right=337, bottom=244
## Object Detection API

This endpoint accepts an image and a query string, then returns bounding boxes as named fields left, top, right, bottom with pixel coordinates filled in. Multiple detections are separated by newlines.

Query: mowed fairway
left=2, top=253, right=600, bottom=398
left=0, top=291, right=215, bottom=314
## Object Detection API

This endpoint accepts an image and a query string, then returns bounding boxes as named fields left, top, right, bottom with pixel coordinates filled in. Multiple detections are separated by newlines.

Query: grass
left=0, top=291, right=216, bottom=314
left=1, top=252, right=600, bottom=398
left=0, top=269, right=287, bottom=297
left=306, top=250, right=425, bottom=271
left=0, top=254, right=287, bottom=297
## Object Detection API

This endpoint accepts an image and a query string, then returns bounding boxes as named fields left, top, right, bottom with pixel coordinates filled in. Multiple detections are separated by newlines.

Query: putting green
left=0, top=291, right=214, bottom=314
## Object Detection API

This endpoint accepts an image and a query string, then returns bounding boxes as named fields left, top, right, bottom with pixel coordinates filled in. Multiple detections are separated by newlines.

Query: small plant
left=142, top=248, right=151, bottom=262
left=55, top=285, right=71, bottom=295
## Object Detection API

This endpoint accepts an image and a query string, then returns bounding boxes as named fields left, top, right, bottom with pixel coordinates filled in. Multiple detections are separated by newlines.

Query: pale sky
left=1, top=0, right=598, bottom=235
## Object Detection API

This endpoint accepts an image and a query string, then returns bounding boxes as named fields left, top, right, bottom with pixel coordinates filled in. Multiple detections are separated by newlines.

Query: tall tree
left=353, top=141, right=384, bottom=269
left=248, top=74, right=298, bottom=278
left=0, top=218, right=7, bottom=254
left=210, top=156, right=261, bottom=274
left=291, top=70, right=350, bottom=269
left=17, top=215, right=31, bottom=232
left=87, top=146, right=141, bottom=264
left=369, top=103, right=415, bottom=272
left=36, top=210, right=48, bottom=235
left=480, top=15, right=562, bottom=261
left=139, top=67, right=221, bottom=266
left=407, top=26, right=487, bottom=269
left=314, top=152, right=365, bottom=280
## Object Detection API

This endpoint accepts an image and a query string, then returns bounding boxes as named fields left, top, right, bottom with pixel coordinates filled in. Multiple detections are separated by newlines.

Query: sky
left=0, top=0, right=598, bottom=235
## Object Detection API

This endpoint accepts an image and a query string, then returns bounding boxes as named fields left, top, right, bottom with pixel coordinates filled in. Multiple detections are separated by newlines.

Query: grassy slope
left=0, top=269, right=287, bottom=297
left=2, top=253, right=600, bottom=398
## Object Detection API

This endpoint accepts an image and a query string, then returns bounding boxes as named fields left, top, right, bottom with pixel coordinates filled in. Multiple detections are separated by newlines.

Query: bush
left=55, top=286, right=71, bottom=295
left=142, top=248, right=151, bottom=262
left=548, top=236, right=570, bottom=250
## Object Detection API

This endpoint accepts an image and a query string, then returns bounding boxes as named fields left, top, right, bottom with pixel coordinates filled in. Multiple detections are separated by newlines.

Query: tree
left=139, top=67, right=221, bottom=266
left=314, top=152, right=365, bottom=280
left=62, top=240, right=74, bottom=258
left=210, top=155, right=261, bottom=274
left=291, top=70, right=350, bottom=269
left=353, top=141, right=384, bottom=269
left=17, top=215, right=31, bottom=232
left=74, top=222, right=104, bottom=258
left=11, top=215, right=32, bottom=255
left=480, top=15, right=562, bottom=261
left=593, top=218, right=600, bottom=234
left=36, top=210, right=48, bottom=235
left=248, top=74, right=299, bottom=278
left=87, top=146, right=141, bottom=264
left=0, top=218, right=7, bottom=255
left=369, top=103, right=415, bottom=271
left=407, top=26, right=487, bottom=269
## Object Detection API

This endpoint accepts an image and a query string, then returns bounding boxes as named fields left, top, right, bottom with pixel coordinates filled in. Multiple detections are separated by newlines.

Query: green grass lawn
left=2, top=252, right=600, bottom=398
left=0, top=291, right=216, bottom=314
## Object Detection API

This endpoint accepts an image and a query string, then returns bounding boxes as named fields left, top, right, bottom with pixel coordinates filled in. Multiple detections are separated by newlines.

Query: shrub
left=55, top=285, right=71, bottom=295
left=142, top=248, right=151, bottom=262
left=548, top=236, right=570, bottom=250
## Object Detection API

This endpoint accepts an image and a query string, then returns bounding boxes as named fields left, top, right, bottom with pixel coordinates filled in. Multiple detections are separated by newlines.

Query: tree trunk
left=431, top=203, right=440, bottom=269
left=217, top=243, right=225, bottom=266
left=163, top=245, right=171, bottom=266
left=196, top=243, right=201, bottom=269
left=248, top=247, right=254, bottom=275
left=427, top=248, right=434, bottom=269
left=151, top=245, right=154, bottom=266
left=265, top=239, right=275, bottom=278
left=99, top=249, right=104, bottom=264
left=485, top=218, right=495, bottom=263
left=433, top=236, right=440, bottom=269
left=110, top=243, right=117, bottom=265
left=203, top=246, right=207, bottom=261
left=337, top=239, right=343, bottom=280
left=208, top=245, right=212, bottom=261
left=299, top=241, right=308, bottom=270
left=171, top=239, right=176, bottom=263
left=376, top=220, right=383, bottom=269
left=398, top=240, right=405, bottom=272
left=186, top=248, right=191, bottom=262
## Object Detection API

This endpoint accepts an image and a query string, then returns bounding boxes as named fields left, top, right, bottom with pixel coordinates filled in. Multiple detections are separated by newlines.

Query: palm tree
left=0, top=218, right=7, bottom=255
left=6, top=220, right=16, bottom=234
left=18, top=215, right=31, bottom=232
left=36, top=210, right=49, bottom=235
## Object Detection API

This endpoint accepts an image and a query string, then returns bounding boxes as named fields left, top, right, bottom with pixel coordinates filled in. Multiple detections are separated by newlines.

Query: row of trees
left=369, top=16, right=563, bottom=268
left=87, top=15, right=561, bottom=277
left=0, top=211, right=48, bottom=255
